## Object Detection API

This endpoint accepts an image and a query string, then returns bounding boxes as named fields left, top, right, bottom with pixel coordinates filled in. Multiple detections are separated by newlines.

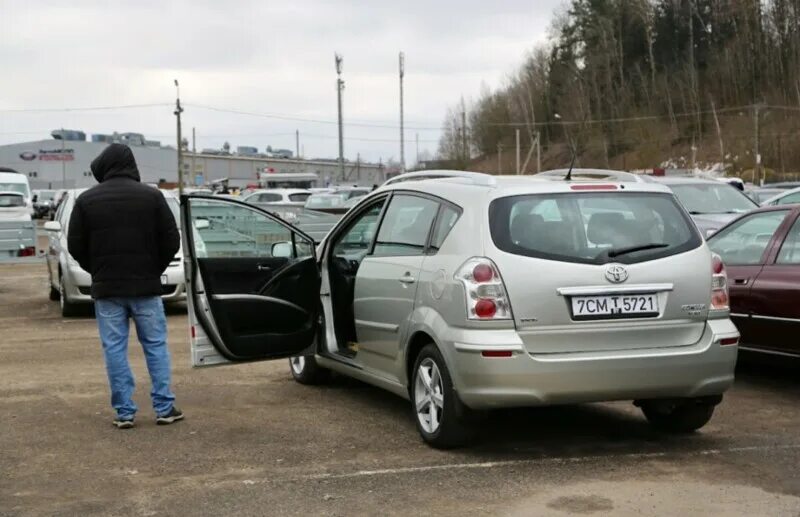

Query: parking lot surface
left=1, top=262, right=800, bottom=516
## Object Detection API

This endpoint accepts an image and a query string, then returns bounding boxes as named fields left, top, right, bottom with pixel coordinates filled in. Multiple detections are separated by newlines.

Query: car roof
left=378, top=169, right=673, bottom=208
left=762, top=186, right=800, bottom=204
left=248, top=188, right=310, bottom=194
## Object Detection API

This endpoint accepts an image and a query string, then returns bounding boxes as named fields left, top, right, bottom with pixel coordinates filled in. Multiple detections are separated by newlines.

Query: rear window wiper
left=603, top=243, right=670, bottom=258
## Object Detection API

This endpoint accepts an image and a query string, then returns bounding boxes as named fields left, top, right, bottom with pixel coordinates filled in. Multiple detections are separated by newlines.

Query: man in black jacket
left=68, top=143, right=183, bottom=429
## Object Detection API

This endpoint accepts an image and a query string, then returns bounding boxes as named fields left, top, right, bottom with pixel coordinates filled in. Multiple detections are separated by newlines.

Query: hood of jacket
left=90, top=143, right=141, bottom=183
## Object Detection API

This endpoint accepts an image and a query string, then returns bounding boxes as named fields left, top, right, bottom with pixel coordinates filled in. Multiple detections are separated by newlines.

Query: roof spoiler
left=535, top=169, right=653, bottom=183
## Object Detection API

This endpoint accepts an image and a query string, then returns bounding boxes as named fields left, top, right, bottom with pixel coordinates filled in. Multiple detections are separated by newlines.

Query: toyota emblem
left=605, top=264, right=629, bottom=284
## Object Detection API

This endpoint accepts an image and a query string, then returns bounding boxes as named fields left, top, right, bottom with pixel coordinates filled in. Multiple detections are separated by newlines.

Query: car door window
left=708, top=211, right=789, bottom=265
left=429, top=205, right=460, bottom=253
left=777, top=217, right=800, bottom=264
left=373, top=195, right=439, bottom=257
left=777, top=192, right=800, bottom=206
left=188, top=199, right=296, bottom=259
left=332, top=200, right=386, bottom=260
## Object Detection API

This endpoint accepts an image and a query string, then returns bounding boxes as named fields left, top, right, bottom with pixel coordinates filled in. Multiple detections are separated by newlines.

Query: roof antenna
left=564, top=150, right=577, bottom=181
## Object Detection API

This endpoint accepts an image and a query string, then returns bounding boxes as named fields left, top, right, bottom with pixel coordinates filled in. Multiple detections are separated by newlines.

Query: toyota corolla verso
left=181, top=169, right=739, bottom=448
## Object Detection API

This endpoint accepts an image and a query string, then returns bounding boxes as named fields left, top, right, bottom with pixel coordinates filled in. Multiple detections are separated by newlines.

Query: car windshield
left=489, top=192, right=702, bottom=265
left=0, top=183, right=29, bottom=196
left=37, top=191, right=56, bottom=201
left=0, top=194, right=24, bottom=207
left=305, top=193, right=347, bottom=208
left=670, top=183, right=756, bottom=214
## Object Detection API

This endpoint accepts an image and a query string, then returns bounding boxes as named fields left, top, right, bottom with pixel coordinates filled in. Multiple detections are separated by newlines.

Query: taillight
left=455, top=257, right=512, bottom=320
left=710, top=253, right=729, bottom=311
left=17, top=246, right=36, bottom=257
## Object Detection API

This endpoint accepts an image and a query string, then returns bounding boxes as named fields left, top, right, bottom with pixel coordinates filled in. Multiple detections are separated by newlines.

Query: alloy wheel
left=414, top=358, right=444, bottom=434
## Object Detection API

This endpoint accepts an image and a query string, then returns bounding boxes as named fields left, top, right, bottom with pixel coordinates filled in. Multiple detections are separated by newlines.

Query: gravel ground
left=1, top=262, right=799, bottom=516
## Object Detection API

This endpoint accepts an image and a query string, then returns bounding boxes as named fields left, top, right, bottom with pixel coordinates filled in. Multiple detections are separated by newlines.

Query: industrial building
left=0, top=130, right=386, bottom=189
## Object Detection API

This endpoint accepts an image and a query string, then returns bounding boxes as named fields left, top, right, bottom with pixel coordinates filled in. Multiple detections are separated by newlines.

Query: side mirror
left=32, top=195, right=38, bottom=202
left=271, top=241, right=293, bottom=258
left=193, top=219, right=210, bottom=230
left=44, top=221, right=62, bottom=232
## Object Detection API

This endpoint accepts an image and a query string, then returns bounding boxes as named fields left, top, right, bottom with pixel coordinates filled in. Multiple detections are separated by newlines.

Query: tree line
left=438, top=0, right=800, bottom=179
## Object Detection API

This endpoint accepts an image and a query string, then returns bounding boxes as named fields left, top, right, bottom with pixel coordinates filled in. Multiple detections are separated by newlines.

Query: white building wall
left=0, top=139, right=385, bottom=189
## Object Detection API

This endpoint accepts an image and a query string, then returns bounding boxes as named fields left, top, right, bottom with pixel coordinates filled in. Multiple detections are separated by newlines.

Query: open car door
left=181, top=195, right=320, bottom=367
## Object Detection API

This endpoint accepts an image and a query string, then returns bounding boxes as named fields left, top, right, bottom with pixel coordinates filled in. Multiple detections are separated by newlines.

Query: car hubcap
left=414, top=358, right=444, bottom=434
left=290, top=356, right=306, bottom=375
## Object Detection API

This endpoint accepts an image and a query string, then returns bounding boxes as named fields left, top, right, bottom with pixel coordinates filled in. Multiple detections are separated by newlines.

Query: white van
left=0, top=169, right=33, bottom=217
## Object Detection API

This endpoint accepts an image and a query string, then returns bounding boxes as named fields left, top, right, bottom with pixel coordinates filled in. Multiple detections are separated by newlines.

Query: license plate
left=571, top=294, right=658, bottom=320
left=161, top=275, right=168, bottom=285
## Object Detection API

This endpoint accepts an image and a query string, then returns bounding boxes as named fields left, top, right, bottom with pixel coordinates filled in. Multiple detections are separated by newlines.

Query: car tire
left=411, top=344, right=474, bottom=449
left=59, top=276, right=81, bottom=318
left=641, top=399, right=716, bottom=433
left=289, top=355, right=331, bottom=385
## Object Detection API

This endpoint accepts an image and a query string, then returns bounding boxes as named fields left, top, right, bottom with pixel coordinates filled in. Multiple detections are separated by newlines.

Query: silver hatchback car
left=182, top=170, right=739, bottom=448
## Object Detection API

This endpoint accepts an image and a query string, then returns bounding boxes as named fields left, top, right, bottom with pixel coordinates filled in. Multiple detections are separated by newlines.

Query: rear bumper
left=64, top=263, right=187, bottom=304
left=443, top=319, right=739, bottom=409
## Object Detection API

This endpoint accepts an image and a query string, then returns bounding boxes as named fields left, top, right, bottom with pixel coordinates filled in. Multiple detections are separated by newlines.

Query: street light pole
left=399, top=51, right=405, bottom=173
left=174, top=79, right=184, bottom=195
left=335, top=53, right=345, bottom=181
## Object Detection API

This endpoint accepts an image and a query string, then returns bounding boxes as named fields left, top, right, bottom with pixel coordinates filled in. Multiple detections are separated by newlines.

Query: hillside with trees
left=437, top=0, right=800, bottom=182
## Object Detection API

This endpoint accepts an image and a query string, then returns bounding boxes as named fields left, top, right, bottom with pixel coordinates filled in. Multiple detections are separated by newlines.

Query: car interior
left=327, top=199, right=386, bottom=356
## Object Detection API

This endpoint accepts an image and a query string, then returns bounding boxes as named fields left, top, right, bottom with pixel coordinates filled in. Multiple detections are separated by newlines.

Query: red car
left=707, top=205, right=800, bottom=357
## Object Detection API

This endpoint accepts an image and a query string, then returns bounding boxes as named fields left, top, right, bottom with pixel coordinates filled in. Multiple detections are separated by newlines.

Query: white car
left=761, top=186, right=800, bottom=207
left=0, top=169, right=34, bottom=217
left=44, top=189, right=187, bottom=316
left=241, top=189, right=312, bottom=207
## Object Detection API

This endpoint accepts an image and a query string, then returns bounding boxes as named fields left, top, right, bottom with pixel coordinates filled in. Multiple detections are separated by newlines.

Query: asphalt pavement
left=1, top=262, right=799, bottom=516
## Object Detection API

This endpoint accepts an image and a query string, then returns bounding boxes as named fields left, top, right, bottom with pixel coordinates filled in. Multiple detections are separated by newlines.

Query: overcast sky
left=0, top=0, right=563, bottom=163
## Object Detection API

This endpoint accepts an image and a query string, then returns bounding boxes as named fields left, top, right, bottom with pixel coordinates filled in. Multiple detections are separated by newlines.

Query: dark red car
left=707, top=205, right=800, bottom=357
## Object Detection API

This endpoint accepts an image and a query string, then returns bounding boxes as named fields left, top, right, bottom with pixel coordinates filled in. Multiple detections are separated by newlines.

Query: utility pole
left=536, top=131, right=541, bottom=173
left=515, top=129, right=521, bottom=175
left=174, top=79, right=184, bottom=195
left=335, top=53, right=345, bottom=180
left=191, top=127, right=196, bottom=186
left=461, top=106, right=467, bottom=167
left=295, top=129, right=300, bottom=159
left=754, top=104, right=762, bottom=185
left=415, top=132, right=419, bottom=167
left=60, top=127, right=65, bottom=188
left=497, top=143, right=502, bottom=174
left=399, top=52, right=406, bottom=172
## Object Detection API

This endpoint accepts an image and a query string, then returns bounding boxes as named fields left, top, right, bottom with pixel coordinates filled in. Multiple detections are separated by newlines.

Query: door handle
left=398, top=274, right=416, bottom=284
left=733, top=278, right=749, bottom=286
left=256, top=265, right=272, bottom=272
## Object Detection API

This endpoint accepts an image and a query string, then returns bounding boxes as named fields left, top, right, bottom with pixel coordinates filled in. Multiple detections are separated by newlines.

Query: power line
left=0, top=103, right=172, bottom=113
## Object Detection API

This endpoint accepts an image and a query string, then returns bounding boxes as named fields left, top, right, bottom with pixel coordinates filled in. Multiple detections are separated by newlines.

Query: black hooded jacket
left=67, top=144, right=180, bottom=299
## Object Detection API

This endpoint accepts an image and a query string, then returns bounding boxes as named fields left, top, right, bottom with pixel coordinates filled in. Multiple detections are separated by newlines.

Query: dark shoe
left=113, top=418, right=135, bottom=430
left=156, top=407, right=184, bottom=425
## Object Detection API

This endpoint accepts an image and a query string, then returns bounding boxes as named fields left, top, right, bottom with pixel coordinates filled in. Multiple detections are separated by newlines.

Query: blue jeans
left=94, top=297, right=176, bottom=420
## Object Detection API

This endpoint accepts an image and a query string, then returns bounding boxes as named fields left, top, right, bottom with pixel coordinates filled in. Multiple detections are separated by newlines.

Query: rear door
left=745, top=211, right=800, bottom=355
left=708, top=209, right=792, bottom=349
left=488, top=189, right=711, bottom=353
left=353, top=193, right=441, bottom=376
left=182, top=195, right=320, bottom=367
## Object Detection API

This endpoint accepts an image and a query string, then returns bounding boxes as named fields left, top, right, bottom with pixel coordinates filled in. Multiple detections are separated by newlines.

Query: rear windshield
left=0, top=194, right=24, bottom=207
left=489, top=192, right=702, bottom=265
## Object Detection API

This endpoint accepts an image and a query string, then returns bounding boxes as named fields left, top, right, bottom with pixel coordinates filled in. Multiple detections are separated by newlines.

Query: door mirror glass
left=194, top=218, right=210, bottom=230
left=271, top=241, right=293, bottom=258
